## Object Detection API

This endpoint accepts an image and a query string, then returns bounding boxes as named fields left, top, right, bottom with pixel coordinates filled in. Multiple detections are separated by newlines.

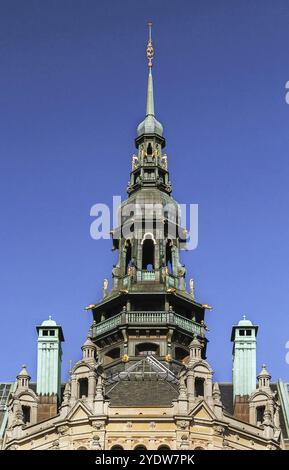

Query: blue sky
left=1, top=0, right=289, bottom=383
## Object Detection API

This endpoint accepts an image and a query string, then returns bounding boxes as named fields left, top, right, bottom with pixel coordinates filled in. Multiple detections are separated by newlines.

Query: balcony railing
left=137, top=270, right=156, bottom=281
left=95, top=313, right=122, bottom=336
left=94, top=311, right=204, bottom=337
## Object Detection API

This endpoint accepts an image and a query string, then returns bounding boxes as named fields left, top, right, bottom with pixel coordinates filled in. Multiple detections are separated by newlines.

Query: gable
left=190, top=400, right=216, bottom=421
left=66, top=401, right=92, bottom=421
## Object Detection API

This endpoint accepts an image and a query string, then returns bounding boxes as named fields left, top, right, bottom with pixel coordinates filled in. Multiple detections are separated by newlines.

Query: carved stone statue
left=189, top=278, right=195, bottom=299
left=103, top=279, right=108, bottom=298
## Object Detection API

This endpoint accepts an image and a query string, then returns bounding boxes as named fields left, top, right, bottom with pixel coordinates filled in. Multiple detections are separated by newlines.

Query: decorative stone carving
left=92, top=421, right=103, bottom=430
left=91, top=434, right=101, bottom=449
left=213, top=425, right=226, bottom=436
left=57, top=425, right=69, bottom=436
left=177, top=420, right=189, bottom=430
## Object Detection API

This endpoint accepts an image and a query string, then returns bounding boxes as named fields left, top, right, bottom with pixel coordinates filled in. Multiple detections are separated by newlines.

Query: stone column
left=88, top=372, right=96, bottom=401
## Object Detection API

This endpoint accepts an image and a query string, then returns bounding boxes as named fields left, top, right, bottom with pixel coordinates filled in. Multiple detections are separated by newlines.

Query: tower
left=87, top=24, right=210, bottom=373
left=231, top=316, right=258, bottom=399
left=36, top=317, right=64, bottom=399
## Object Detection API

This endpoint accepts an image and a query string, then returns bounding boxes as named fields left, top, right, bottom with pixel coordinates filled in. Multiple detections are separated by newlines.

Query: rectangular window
left=22, top=406, right=31, bottom=424
left=49, top=330, right=55, bottom=336
left=246, top=330, right=252, bottom=336
left=42, top=330, right=48, bottom=336
left=239, top=330, right=245, bottom=336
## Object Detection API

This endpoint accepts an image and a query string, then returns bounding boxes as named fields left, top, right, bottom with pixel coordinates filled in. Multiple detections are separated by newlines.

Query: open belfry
left=1, top=25, right=289, bottom=451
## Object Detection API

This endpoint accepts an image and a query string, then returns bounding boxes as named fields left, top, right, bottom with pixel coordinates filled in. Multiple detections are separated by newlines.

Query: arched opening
left=194, top=447, right=205, bottom=450
left=142, top=239, right=154, bottom=270
left=78, top=446, right=87, bottom=450
left=78, top=378, right=88, bottom=398
left=134, top=445, right=147, bottom=450
left=22, top=405, right=31, bottom=424
left=166, top=240, right=172, bottom=273
left=158, top=445, right=171, bottom=450
left=256, top=406, right=265, bottom=426
left=195, top=377, right=205, bottom=397
left=135, top=342, right=159, bottom=356
left=111, top=445, right=124, bottom=450
left=175, top=347, right=189, bottom=363
left=104, top=347, right=120, bottom=364
left=147, top=143, right=152, bottom=155
left=125, top=241, right=132, bottom=274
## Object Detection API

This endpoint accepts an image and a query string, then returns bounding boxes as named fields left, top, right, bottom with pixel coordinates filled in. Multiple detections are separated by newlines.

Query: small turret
left=257, top=364, right=271, bottom=391
left=17, top=365, right=30, bottom=391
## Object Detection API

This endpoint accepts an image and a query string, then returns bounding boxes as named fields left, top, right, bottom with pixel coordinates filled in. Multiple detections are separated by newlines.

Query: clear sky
left=1, top=0, right=289, bottom=383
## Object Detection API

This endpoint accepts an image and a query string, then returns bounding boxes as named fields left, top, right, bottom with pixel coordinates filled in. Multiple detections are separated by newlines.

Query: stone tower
left=231, top=316, right=258, bottom=399
left=36, top=317, right=64, bottom=399
left=87, top=24, right=209, bottom=372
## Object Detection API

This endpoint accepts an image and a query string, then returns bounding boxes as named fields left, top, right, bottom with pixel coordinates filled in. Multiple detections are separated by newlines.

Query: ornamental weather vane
left=146, top=22, right=154, bottom=68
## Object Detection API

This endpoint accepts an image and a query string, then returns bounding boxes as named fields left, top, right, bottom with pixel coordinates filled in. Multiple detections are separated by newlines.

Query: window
left=49, top=330, right=55, bottom=336
left=42, top=330, right=49, bottom=336
left=22, top=406, right=31, bottom=424
left=142, top=239, right=154, bottom=269
left=239, top=330, right=245, bottom=336
left=158, top=445, right=171, bottom=450
left=245, top=330, right=252, bottom=336
left=195, top=378, right=205, bottom=397
left=256, top=406, right=265, bottom=425
left=125, top=241, right=132, bottom=275
left=111, top=445, right=124, bottom=450
left=166, top=240, right=172, bottom=273
left=147, top=143, right=152, bottom=155
left=78, top=378, right=88, bottom=398
left=134, top=445, right=147, bottom=450
left=135, top=343, right=159, bottom=356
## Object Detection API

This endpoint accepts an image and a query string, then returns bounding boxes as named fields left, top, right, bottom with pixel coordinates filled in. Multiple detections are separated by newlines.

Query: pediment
left=190, top=400, right=216, bottom=421
left=66, top=401, right=93, bottom=421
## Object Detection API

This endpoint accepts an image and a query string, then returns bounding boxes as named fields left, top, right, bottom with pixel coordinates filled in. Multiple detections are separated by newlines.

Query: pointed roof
left=82, top=336, right=96, bottom=348
left=258, top=364, right=271, bottom=378
left=17, top=365, right=30, bottom=379
left=137, top=23, right=163, bottom=138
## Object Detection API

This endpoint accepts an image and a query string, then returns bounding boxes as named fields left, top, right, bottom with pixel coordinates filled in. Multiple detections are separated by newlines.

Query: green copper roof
left=137, top=69, right=163, bottom=137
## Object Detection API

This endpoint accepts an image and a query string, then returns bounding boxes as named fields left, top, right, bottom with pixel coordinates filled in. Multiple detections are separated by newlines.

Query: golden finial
left=146, top=21, right=154, bottom=68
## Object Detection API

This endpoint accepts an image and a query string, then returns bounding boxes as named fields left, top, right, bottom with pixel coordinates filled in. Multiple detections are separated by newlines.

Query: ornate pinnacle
left=146, top=22, right=154, bottom=68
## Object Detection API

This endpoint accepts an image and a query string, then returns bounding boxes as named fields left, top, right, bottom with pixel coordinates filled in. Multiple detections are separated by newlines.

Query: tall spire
left=146, top=22, right=155, bottom=116
left=137, top=22, right=163, bottom=138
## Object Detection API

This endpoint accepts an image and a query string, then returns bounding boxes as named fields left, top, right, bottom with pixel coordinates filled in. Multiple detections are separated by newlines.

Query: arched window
left=111, top=445, right=124, bottom=450
left=158, top=445, right=171, bottom=450
left=78, top=446, right=87, bottom=450
left=175, top=347, right=189, bottom=362
left=142, top=239, right=155, bottom=270
left=195, top=378, right=205, bottom=397
left=147, top=143, right=153, bottom=155
left=78, top=378, right=88, bottom=398
left=125, top=241, right=132, bottom=274
left=135, top=343, right=159, bottom=356
left=22, top=406, right=30, bottom=424
left=194, top=446, right=205, bottom=450
left=166, top=240, right=172, bottom=273
left=134, top=445, right=147, bottom=450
